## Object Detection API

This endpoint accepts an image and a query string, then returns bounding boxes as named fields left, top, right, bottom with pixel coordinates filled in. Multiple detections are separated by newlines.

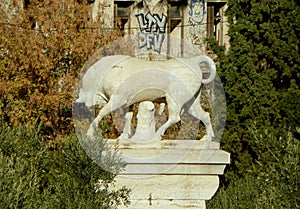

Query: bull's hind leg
left=155, top=95, right=181, bottom=140
left=188, top=100, right=214, bottom=141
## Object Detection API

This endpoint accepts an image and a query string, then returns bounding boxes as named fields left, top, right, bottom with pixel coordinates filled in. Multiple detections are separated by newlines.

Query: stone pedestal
left=107, top=140, right=230, bottom=209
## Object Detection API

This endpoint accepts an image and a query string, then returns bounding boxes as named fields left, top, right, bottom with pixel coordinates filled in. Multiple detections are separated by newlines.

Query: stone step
left=118, top=149, right=230, bottom=165
left=106, top=139, right=221, bottom=150
left=122, top=163, right=226, bottom=175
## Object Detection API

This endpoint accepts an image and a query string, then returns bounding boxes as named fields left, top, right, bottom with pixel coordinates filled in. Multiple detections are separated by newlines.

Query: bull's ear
left=76, top=89, right=86, bottom=103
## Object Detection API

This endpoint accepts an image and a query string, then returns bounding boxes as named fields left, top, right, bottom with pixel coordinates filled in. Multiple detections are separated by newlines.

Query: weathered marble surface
left=107, top=140, right=230, bottom=209
left=77, top=55, right=216, bottom=141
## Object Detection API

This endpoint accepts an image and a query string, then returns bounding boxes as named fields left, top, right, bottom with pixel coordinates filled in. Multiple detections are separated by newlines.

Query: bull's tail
left=198, top=56, right=216, bottom=85
left=176, top=55, right=217, bottom=85
left=179, top=56, right=216, bottom=115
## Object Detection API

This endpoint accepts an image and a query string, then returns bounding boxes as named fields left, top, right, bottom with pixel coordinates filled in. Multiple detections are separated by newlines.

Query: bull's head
left=76, top=88, right=95, bottom=107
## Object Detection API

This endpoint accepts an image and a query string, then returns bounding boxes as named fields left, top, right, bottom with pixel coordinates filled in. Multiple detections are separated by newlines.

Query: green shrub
left=0, top=122, right=130, bottom=209
left=206, top=0, right=300, bottom=176
left=207, top=126, right=299, bottom=209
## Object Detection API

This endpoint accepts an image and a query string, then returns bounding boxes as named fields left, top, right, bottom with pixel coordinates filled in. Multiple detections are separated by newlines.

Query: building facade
left=2, top=0, right=228, bottom=56
left=91, top=0, right=229, bottom=55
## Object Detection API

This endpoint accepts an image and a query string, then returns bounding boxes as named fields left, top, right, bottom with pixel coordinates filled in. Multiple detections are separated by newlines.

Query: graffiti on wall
left=188, top=0, right=206, bottom=47
left=136, top=13, right=167, bottom=53
left=189, top=0, right=206, bottom=25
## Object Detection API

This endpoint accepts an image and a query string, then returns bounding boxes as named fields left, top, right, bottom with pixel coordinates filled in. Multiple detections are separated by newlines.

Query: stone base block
left=107, top=140, right=230, bottom=209
left=114, top=175, right=218, bottom=208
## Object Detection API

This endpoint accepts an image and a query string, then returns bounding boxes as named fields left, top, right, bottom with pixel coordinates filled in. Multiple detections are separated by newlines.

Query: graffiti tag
left=136, top=13, right=167, bottom=53
left=189, top=0, right=206, bottom=25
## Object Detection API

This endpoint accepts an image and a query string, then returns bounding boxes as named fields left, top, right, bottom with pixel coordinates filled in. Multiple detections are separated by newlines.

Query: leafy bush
left=207, top=126, right=299, bottom=209
left=206, top=0, right=299, bottom=208
left=0, top=121, right=130, bottom=209
left=207, top=0, right=300, bottom=177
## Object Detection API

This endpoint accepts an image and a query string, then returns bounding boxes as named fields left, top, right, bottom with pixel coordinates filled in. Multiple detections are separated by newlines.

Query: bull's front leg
left=87, top=102, right=114, bottom=138
left=87, top=115, right=102, bottom=138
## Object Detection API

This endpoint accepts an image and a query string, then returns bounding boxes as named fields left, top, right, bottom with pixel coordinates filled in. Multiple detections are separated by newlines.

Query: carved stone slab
left=107, top=140, right=230, bottom=209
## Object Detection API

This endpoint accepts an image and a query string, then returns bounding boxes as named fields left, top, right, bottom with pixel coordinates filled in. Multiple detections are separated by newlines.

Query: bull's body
left=77, top=55, right=216, bottom=141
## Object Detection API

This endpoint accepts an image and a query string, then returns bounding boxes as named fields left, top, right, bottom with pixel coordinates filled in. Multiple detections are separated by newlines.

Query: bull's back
left=100, top=57, right=202, bottom=104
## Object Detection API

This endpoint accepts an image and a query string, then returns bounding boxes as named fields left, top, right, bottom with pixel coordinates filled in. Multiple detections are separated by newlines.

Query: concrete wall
left=91, top=0, right=115, bottom=28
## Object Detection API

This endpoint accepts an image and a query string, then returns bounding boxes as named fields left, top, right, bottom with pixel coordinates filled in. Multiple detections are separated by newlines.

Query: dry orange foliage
left=0, top=0, right=122, bottom=139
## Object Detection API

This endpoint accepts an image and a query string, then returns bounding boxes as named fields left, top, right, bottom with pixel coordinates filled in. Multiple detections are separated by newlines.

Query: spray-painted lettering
left=136, top=13, right=167, bottom=53
left=138, top=33, right=165, bottom=52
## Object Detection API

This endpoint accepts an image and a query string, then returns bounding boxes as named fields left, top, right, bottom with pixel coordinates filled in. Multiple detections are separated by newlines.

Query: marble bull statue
left=76, top=55, right=216, bottom=141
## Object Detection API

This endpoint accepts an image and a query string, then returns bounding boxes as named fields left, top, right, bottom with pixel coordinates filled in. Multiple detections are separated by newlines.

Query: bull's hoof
left=200, top=135, right=213, bottom=142
left=129, top=133, right=161, bottom=144
left=151, top=133, right=162, bottom=142
left=117, top=133, right=130, bottom=141
left=86, top=126, right=96, bottom=139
